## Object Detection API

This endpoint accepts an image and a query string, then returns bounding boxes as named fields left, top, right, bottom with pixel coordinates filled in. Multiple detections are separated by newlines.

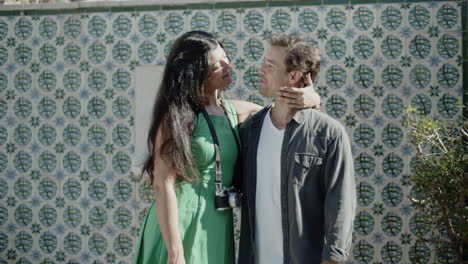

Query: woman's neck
left=203, top=90, right=224, bottom=115
left=204, top=89, right=219, bottom=106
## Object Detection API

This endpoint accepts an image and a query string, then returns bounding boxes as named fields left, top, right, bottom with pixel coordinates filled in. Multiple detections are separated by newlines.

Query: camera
left=215, top=186, right=242, bottom=211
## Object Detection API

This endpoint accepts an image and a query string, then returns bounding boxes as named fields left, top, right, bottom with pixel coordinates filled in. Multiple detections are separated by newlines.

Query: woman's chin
left=219, top=79, right=232, bottom=90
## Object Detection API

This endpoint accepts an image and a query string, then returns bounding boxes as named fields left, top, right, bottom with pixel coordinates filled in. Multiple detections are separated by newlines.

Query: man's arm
left=321, top=127, right=356, bottom=264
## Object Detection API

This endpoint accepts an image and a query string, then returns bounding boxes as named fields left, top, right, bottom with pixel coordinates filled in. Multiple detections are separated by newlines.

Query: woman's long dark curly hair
left=142, top=31, right=219, bottom=184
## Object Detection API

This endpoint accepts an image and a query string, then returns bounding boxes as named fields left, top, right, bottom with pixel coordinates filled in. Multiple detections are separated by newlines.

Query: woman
left=134, top=31, right=319, bottom=264
left=133, top=31, right=253, bottom=264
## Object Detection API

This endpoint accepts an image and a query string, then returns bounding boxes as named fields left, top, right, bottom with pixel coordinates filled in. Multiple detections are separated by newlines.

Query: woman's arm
left=153, top=127, right=186, bottom=264
left=230, top=100, right=263, bottom=123
left=231, top=75, right=322, bottom=123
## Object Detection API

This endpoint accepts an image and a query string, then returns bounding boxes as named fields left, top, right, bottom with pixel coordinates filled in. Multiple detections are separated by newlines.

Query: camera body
left=215, top=186, right=242, bottom=211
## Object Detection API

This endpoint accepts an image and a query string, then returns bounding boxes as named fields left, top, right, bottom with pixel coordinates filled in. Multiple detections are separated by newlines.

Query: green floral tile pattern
left=0, top=2, right=463, bottom=264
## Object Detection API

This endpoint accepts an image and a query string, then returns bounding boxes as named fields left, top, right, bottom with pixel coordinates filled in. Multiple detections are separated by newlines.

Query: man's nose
left=259, top=64, right=266, bottom=75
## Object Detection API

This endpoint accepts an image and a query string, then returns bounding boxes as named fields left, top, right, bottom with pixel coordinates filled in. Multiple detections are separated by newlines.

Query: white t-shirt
left=255, top=109, right=285, bottom=264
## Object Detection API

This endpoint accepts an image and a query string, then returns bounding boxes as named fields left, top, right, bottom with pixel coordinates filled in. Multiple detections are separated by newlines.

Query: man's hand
left=277, top=73, right=322, bottom=109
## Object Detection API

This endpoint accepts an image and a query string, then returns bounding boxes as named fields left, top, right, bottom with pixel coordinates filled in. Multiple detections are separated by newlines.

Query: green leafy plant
left=403, top=106, right=468, bottom=263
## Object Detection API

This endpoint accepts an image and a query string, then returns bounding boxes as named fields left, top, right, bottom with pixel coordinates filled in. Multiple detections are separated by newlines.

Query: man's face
left=259, top=45, right=290, bottom=97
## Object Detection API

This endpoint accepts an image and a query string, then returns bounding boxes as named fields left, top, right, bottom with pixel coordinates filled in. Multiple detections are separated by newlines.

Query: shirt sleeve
left=321, top=128, right=356, bottom=263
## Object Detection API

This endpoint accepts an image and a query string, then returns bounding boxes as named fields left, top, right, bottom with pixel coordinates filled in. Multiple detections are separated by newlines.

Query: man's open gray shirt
left=238, top=105, right=356, bottom=264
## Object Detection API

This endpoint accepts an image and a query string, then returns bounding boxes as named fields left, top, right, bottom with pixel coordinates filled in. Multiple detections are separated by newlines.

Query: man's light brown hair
left=269, top=34, right=322, bottom=84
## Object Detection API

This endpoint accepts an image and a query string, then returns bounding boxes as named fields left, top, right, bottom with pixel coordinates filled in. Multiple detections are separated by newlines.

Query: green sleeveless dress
left=134, top=100, right=238, bottom=264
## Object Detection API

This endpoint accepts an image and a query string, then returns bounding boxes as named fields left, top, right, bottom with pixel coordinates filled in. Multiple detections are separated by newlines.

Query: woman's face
left=204, top=44, right=232, bottom=93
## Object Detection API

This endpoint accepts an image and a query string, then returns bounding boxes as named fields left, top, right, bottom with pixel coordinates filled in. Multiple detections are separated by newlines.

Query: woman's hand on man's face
left=277, top=73, right=322, bottom=109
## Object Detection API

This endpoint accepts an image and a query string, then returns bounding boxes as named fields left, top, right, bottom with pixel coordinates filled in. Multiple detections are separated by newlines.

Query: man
left=238, top=34, right=356, bottom=264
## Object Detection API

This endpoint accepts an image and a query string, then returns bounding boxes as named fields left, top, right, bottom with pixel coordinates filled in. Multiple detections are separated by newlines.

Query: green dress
left=134, top=100, right=238, bottom=264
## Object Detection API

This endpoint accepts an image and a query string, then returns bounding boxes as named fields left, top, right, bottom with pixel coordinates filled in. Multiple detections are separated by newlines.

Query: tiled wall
left=0, top=1, right=465, bottom=263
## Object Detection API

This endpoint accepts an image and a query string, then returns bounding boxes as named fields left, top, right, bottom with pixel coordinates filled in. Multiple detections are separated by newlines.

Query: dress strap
left=220, top=100, right=239, bottom=125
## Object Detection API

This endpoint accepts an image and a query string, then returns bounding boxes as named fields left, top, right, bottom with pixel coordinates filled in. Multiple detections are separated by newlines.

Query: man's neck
left=270, top=99, right=298, bottom=130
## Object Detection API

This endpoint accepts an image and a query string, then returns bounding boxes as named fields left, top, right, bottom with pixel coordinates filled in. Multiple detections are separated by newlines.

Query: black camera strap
left=201, top=101, right=240, bottom=195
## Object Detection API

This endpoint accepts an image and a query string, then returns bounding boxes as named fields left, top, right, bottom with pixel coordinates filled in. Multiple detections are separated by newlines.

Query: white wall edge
left=0, top=0, right=273, bottom=12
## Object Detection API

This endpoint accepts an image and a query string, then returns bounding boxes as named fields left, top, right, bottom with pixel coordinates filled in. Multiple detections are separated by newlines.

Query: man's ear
left=288, top=71, right=303, bottom=86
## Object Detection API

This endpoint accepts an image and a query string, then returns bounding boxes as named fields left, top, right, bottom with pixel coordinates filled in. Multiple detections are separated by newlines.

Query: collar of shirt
left=292, top=109, right=307, bottom=124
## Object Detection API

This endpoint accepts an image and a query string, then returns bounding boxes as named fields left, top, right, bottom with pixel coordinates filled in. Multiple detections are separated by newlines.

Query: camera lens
left=228, top=192, right=239, bottom=208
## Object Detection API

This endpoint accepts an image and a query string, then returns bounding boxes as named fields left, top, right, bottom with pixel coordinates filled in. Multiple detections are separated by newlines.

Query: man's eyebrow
left=266, top=58, right=278, bottom=65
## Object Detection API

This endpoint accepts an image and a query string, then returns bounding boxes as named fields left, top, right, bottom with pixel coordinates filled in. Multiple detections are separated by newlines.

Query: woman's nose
left=222, top=60, right=231, bottom=70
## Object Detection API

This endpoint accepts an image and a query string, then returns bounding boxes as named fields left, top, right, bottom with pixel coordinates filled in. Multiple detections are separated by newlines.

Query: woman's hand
left=167, top=248, right=186, bottom=264
left=277, top=73, right=322, bottom=109
left=154, top=165, right=185, bottom=264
